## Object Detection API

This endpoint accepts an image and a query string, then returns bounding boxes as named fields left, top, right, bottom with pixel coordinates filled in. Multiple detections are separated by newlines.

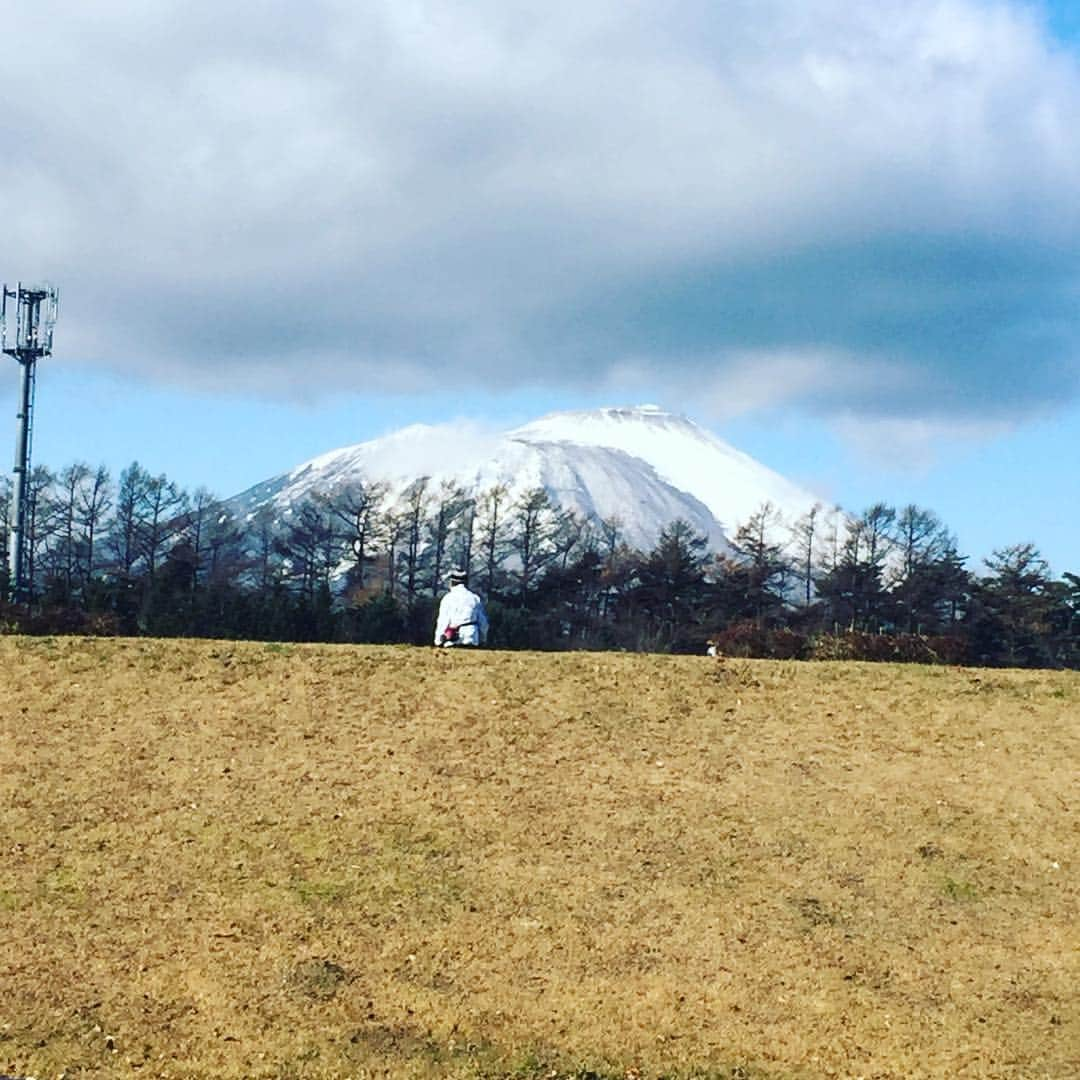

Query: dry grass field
left=0, top=637, right=1077, bottom=1079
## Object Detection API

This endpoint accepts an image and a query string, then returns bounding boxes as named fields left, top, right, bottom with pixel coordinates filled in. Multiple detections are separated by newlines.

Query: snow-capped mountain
left=224, top=405, right=822, bottom=552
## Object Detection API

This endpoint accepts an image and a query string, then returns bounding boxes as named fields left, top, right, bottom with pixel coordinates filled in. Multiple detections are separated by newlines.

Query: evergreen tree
left=634, top=519, right=710, bottom=651
left=967, top=544, right=1058, bottom=667
left=1050, top=571, right=1080, bottom=667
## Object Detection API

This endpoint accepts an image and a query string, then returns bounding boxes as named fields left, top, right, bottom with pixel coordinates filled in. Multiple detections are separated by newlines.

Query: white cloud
left=3, top=0, right=1080, bottom=422
left=829, top=412, right=1016, bottom=471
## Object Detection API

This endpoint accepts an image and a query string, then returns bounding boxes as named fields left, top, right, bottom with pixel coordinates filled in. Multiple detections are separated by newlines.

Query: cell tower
left=2, top=282, right=59, bottom=603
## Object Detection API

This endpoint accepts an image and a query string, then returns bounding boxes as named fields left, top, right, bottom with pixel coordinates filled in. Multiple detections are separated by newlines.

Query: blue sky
left=3, top=0, right=1080, bottom=574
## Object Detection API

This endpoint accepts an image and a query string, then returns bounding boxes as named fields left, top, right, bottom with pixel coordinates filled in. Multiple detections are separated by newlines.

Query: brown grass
left=0, top=637, right=1077, bottom=1079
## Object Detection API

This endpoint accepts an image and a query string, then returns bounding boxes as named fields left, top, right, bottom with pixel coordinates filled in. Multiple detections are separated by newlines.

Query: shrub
left=3, top=605, right=121, bottom=637
left=713, top=621, right=809, bottom=660
left=348, top=592, right=408, bottom=644
left=809, top=631, right=967, bottom=665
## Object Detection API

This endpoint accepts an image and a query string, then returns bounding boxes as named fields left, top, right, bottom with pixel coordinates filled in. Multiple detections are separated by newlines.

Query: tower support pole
left=10, top=355, right=35, bottom=602
left=3, top=282, right=57, bottom=604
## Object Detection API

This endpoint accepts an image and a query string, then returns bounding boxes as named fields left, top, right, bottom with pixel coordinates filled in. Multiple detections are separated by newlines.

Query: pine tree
left=634, top=519, right=710, bottom=651
left=967, top=543, right=1057, bottom=666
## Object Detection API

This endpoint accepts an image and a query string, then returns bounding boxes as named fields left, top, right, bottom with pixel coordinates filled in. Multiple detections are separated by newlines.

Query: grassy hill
left=1, top=637, right=1076, bottom=1078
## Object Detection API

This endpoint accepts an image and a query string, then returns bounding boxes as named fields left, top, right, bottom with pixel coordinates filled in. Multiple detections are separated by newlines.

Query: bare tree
left=554, top=509, right=588, bottom=572
left=77, top=465, right=113, bottom=585
left=598, top=514, right=623, bottom=565
left=48, top=463, right=91, bottom=600
left=381, top=507, right=406, bottom=600
left=732, top=501, right=792, bottom=624
left=140, top=473, right=189, bottom=584
left=25, top=466, right=60, bottom=599
left=426, top=480, right=470, bottom=598
left=323, top=479, right=387, bottom=591
left=817, top=503, right=896, bottom=631
left=790, top=502, right=822, bottom=608
left=176, top=487, right=248, bottom=593
left=182, top=488, right=216, bottom=589
left=248, top=506, right=281, bottom=592
left=202, top=503, right=246, bottom=589
left=476, top=483, right=511, bottom=596
left=0, top=475, right=10, bottom=592
left=894, top=504, right=949, bottom=582
left=109, top=462, right=153, bottom=579
left=509, top=487, right=567, bottom=604
left=397, top=477, right=430, bottom=608
left=448, top=493, right=478, bottom=583
left=275, top=500, right=340, bottom=603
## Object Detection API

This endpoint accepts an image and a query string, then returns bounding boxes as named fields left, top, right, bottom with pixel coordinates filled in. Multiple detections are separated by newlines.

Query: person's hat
left=449, top=567, right=468, bottom=583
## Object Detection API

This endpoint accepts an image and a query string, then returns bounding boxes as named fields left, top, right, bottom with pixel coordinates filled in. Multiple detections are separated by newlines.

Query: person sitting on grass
left=434, top=568, right=489, bottom=648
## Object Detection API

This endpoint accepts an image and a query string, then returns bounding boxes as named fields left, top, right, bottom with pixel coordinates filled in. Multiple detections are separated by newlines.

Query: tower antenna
left=2, top=281, right=59, bottom=603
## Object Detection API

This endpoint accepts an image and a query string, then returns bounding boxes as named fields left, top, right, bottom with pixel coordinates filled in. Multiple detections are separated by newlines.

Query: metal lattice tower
left=2, top=282, right=59, bottom=603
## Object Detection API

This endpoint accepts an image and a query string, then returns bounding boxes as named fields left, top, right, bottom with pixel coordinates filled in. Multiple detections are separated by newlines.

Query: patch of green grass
left=288, top=825, right=337, bottom=861
left=37, top=865, right=84, bottom=906
left=289, top=877, right=353, bottom=906
left=351, top=821, right=471, bottom=913
left=941, top=875, right=980, bottom=902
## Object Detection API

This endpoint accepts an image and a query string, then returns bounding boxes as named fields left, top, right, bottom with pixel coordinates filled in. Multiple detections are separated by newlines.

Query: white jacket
left=434, top=584, right=489, bottom=646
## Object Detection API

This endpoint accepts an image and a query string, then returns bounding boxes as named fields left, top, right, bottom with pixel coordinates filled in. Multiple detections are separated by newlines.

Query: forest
left=2, top=459, right=1078, bottom=668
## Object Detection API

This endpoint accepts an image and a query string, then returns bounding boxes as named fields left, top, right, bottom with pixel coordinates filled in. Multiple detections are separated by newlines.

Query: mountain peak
left=511, top=403, right=701, bottom=441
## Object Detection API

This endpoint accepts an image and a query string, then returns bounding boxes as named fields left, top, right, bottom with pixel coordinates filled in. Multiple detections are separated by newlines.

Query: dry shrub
left=712, top=621, right=808, bottom=660
left=809, top=630, right=968, bottom=664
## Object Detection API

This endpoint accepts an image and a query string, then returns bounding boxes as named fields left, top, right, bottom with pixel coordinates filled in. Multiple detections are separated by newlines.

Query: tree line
left=1, top=461, right=1077, bottom=668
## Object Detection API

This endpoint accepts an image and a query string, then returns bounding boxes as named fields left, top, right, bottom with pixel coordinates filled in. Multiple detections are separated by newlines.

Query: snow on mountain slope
left=511, top=405, right=820, bottom=534
left=505, top=440, right=723, bottom=550
left=225, top=405, right=821, bottom=552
